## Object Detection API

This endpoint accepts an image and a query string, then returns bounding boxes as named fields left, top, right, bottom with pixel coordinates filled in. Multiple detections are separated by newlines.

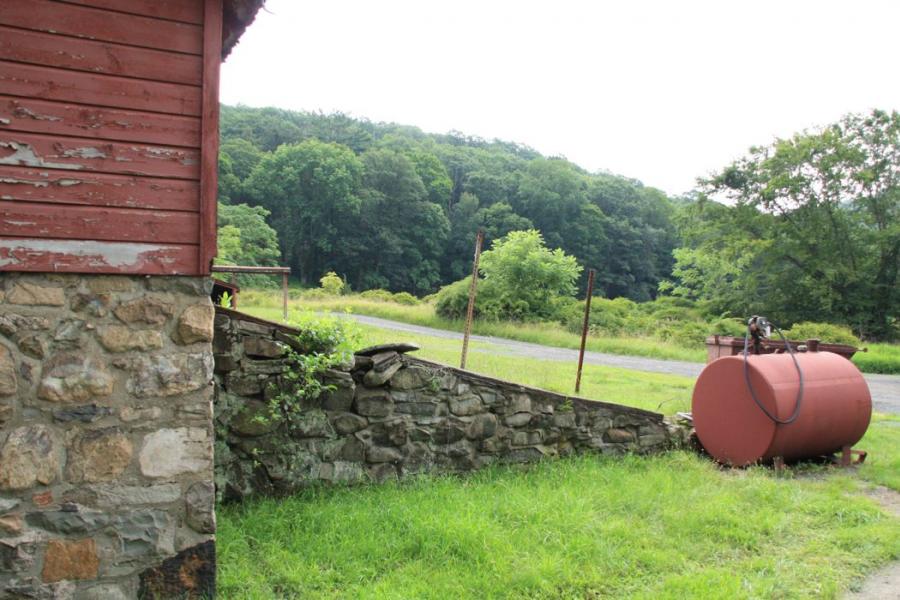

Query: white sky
left=220, top=0, right=900, bottom=196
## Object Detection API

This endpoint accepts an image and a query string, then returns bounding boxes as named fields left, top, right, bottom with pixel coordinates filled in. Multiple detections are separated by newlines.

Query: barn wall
left=0, top=0, right=220, bottom=276
left=0, top=273, right=216, bottom=598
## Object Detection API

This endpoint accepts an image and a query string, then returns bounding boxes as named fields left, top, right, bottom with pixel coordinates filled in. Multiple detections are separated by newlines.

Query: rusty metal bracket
left=838, top=445, right=867, bottom=467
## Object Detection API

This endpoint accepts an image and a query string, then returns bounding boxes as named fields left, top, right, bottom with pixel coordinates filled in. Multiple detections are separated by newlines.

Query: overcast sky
left=220, top=0, right=900, bottom=196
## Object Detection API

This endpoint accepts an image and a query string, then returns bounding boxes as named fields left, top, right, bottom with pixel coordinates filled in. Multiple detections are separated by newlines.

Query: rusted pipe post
left=575, top=268, right=596, bottom=393
left=230, top=272, right=238, bottom=309
left=282, top=272, right=289, bottom=322
left=460, top=230, right=484, bottom=370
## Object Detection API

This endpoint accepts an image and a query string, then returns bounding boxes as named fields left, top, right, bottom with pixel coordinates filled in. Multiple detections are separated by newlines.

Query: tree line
left=217, top=106, right=899, bottom=340
left=217, top=105, right=677, bottom=301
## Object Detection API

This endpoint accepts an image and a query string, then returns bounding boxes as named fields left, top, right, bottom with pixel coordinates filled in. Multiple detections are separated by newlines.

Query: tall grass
left=238, top=290, right=707, bottom=363
left=240, top=289, right=900, bottom=373
left=854, top=343, right=900, bottom=375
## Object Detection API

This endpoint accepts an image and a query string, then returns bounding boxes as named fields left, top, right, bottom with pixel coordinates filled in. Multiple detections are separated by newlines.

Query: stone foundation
left=0, top=273, right=216, bottom=599
left=214, top=309, right=673, bottom=501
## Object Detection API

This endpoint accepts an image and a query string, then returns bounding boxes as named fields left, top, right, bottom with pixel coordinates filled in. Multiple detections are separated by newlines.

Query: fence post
left=575, top=268, right=596, bottom=393
left=282, top=272, right=288, bottom=322
left=460, top=230, right=484, bottom=370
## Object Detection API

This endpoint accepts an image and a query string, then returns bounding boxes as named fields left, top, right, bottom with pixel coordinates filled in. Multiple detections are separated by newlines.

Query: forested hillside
left=217, top=105, right=678, bottom=300
left=217, top=106, right=899, bottom=341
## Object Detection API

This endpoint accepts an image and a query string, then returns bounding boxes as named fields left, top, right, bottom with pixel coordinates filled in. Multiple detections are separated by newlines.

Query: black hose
left=742, top=324, right=804, bottom=425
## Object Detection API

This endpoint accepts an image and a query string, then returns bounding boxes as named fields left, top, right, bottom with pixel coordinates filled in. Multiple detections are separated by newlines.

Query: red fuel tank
left=691, top=351, right=871, bottom=466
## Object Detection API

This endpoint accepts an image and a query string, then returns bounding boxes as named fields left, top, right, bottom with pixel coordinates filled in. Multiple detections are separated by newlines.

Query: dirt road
left=338, top=313, right=900, bottom=415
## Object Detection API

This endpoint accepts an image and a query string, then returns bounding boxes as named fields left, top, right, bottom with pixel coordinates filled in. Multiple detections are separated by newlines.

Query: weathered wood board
left=0, top=0, right=216, bottom=276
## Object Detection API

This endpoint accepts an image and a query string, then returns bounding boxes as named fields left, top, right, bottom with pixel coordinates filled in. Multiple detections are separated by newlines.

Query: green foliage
left=708, top=317, right=747, bottom=337
left=216, top=202, right=282, bottom=287
left=478, top=229, right=582, bottom=320
left=784, top=322, right=862, bottom=346
left=434, top=277, right=511, bottom=321
left=358, top=289, right=420, bottom=305
left=265, top=314, right=358, bottom=425
left=356, top=149, right=450, bottom=295
left=244, top=140, right=364, bottom=286
left=219, top=104, right=679, bottom=300
left=854, top=344, right=900, bottom=375
left=318, top=271, right=344, bottom=296
left=390, top=292, right=419, bottom=305
left=670, top=110, right=900, bottom=340
left=217, top=291, right=233, bottom=309
left=216, top=203, right=281, bottom=265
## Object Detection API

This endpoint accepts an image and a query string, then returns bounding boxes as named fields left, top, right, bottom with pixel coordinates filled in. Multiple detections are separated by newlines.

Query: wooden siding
left=0, top=0, right=218, bottom=276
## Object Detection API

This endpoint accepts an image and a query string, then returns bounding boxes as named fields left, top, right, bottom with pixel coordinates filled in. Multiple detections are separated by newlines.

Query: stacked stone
left=0, top=274, right=216, bottom=599
left=214, top=310, right=672, bottom=502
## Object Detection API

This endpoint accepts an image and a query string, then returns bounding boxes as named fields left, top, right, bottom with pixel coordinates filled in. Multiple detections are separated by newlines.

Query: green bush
left=357, top=289, right=420, bottom=305
left=391, top=291, right=420, bottom=305
left=319, top=271, right=344, bottom=295
left=783, top=322, right=861, bottom=346
left=288, top=312, right=359, bottom=355
left=708, top=317, right=747, bottom=337
left=359, top=289, right=395, bottom=302
left=435, top=278, right=514, bottom=321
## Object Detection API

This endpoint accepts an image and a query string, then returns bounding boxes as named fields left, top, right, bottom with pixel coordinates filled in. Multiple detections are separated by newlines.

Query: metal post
left=460, top=230, right=484, bottom=370
left=575, top=268, right=596, bottom=394
left=282, top=272, right=289, bottom=322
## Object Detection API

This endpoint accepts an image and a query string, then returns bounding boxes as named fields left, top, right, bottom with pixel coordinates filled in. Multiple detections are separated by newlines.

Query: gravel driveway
left=337, top=313, right=900, bottom=415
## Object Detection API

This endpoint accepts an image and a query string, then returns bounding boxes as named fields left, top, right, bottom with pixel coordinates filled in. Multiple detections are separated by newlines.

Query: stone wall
left=0, top=273, right=216, bottom=599
left=214, top=309, right=672, bottom=501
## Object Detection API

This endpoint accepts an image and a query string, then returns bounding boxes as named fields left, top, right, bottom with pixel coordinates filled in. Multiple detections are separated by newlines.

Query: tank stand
left=773, top=456, right=785, bottom=474
left=838, top=445, right=867, bottom=467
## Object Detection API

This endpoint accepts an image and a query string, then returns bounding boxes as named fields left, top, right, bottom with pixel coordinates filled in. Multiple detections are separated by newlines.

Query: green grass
left=219, top=300, right=900, bottom=598
left=218, top=452, right=900, bottom=599
left=854, top=343, right=900, bottom=375
left=237, top=289, right=900, bottom=373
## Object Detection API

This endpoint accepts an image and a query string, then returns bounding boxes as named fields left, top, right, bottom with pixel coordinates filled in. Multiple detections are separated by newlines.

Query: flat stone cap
left=354, top=343, right=420, bottom=357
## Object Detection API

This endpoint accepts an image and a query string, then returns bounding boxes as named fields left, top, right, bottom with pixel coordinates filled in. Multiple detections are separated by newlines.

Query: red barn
left=0, top=2, right=263, bottom=597
left=0, top=0, right=260, bottom=275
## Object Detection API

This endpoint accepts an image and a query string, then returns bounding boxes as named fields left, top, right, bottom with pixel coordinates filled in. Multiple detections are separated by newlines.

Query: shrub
left=319, top=271, right=344, bottom=295
left=708, top=317, right=747, bottom=337
left=359, top=289, right=395, bottom=303
left=435, top=277, right=512, bottom=321
left=391, top=292, right=420, bottom=305
left=784, top=322, right=861, bottom=346
left=478, top=230, right=582, bottom=320
left=289, top=312, right=359, bottom=355
left=266, top=313, right=359, bottom=425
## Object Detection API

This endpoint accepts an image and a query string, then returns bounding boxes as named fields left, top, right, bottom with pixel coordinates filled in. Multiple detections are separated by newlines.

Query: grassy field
left=219, top=450, right=900, bottom=599
left=220, top=305, right=900, bottom=598
left=237, top=289, right=900, bottom=373
left=239, top=290, right=707, bottom=363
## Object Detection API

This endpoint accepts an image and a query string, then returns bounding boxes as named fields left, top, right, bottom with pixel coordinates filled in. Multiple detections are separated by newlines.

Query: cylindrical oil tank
left=692, top=351, right=871, bottom=466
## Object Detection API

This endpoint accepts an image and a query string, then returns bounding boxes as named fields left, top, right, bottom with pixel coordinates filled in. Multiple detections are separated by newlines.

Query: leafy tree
left=357, top=149, right=450, bottom=294
left=478, top=201, right=533, bottom=245
left=319, top=271, right=345, bottom=295
left=216, top=203, right=281, bottom=266
left=221, top=138, right=265, bottom=181
left=217, top=153, right=241, bottom=204
left=479, top=229, right=582, bottom=319
left=244, top=140, right=363, bottom=284
left=670, top=110, right=900, bottom=339
left=219, top=104, right=680, bottom=301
